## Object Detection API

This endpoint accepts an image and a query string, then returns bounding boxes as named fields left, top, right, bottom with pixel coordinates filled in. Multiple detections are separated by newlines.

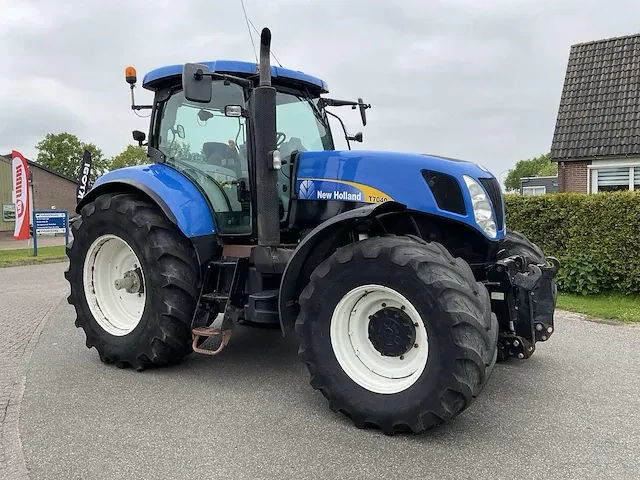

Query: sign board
left=32, top=210, right=70, bottom=257
left=2, top=204, right=15, bottom=222
left=35, top=211, right=68, bottom=234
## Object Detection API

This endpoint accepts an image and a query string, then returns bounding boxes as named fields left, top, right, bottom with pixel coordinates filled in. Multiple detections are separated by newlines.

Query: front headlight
left=463, top=175, right=497, bottom=239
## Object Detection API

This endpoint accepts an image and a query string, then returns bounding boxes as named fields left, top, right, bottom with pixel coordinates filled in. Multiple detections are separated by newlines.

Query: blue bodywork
left=91, top=164, right=216, bottom=237
left=142, top=60, right=329, bottom=93
left=295, top=150, right=505, bottom=240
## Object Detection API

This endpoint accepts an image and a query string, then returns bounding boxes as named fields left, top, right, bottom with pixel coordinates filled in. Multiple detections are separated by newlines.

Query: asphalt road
left=18, top=297, right=640, bottom=479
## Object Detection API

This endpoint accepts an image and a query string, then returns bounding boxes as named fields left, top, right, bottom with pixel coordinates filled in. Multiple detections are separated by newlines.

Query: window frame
left=522, top=185, right=546, bottom=196
left=588, top=159, right=640, bottom=193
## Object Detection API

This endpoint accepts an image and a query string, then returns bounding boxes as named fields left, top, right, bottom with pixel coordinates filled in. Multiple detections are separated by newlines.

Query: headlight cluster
left=463, top=175, right=497, bottom=238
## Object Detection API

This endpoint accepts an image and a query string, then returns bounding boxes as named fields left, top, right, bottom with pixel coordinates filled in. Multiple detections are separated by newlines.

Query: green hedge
left=504, top=191, right=640, bottom=295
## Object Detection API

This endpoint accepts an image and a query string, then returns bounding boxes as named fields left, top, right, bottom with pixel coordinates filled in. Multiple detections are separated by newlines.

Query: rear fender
left=77, top=164, right=216, bottom=238
left=278, top=200, right=407, bottom=335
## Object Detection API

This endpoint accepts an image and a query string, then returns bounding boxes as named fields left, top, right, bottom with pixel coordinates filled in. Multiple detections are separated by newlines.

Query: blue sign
left=32, top=210, right=69, bottom=257
left=35, top=211, right=68, bottom=234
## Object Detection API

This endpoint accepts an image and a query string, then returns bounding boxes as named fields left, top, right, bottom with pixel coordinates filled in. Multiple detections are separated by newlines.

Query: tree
left=504, top=153, right=557, bottom=191
left=109, top=145, right=149, bottom=170
left=35, top=132, right=109, bottom=184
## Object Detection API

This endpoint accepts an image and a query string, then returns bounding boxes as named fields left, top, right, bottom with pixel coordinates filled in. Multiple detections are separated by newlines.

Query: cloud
left=1, top=0, right=639, bottom=176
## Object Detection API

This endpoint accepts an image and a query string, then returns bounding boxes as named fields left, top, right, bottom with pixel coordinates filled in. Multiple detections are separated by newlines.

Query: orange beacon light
left=125, top=66, right=137, bottom=85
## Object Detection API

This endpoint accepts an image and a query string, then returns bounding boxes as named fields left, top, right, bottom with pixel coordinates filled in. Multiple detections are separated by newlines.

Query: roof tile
left=551, top=33, right=640, bottom=160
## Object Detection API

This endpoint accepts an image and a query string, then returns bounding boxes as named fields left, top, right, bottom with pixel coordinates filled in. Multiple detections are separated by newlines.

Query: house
left=520, top=175, right=559, bottom=195
left=550, top=33, right=640, bottom=193
left=0, top=154, right=78, bottom=233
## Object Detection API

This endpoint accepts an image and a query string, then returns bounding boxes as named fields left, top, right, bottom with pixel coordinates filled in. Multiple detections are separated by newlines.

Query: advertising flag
left=76, top=149, right=93, bottom=203
left=11, top=150, right=30, bottom=240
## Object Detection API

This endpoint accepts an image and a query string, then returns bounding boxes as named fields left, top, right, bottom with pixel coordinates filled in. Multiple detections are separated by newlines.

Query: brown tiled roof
left=550, top=33, right=640, bottom=160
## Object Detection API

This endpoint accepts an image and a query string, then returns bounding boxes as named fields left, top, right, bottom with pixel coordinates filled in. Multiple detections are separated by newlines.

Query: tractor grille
left=422, top=170, right=466, bottom=215
left=479, top=177, right=504, bottom=229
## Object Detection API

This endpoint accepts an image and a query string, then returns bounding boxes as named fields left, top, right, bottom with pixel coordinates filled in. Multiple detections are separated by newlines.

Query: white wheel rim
left=82, top=234, right=146, bottom=336
left=330, top=284, right=429, bottom=395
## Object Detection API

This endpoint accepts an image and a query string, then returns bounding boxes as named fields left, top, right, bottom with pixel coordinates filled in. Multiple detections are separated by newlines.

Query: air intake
left=421, top=170, right=466, bottom=215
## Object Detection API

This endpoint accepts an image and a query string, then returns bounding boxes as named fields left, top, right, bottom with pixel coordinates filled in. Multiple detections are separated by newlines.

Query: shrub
left=505, top=191, right=640, bottom=295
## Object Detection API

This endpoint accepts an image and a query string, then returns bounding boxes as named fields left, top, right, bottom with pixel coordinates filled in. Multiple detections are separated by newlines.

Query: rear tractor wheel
left=65, top=192, right=201, bottom=370
left=295, top=235, right=499, bottom=435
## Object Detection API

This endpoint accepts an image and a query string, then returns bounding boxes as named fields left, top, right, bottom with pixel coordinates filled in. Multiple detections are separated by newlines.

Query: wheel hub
left=114, top=268, right=143, bottom=294
left=368, top=307, right=416, bottom=357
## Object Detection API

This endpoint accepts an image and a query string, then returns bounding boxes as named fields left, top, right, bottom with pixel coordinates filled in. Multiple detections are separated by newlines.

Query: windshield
left=275, top=91, right=333, bottom=157
left=157, top=80, right=251, bottom=235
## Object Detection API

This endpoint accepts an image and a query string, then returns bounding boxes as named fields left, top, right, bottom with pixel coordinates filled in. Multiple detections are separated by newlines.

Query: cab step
left=191, top=327, right=232, bottom=356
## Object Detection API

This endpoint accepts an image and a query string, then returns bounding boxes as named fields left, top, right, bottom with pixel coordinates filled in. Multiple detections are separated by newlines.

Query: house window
left=596, top=167, right=630, bottom=191
left=522, top=186, right=546, bottom=195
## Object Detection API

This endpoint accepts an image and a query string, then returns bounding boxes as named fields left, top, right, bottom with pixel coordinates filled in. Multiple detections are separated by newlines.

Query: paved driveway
left=0, top=262, right=69, bottom=480
left=2, top=262, right=640, bottom=479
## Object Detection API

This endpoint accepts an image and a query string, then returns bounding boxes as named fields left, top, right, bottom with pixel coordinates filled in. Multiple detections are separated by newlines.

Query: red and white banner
left=11, top=150, right=30, bottom=240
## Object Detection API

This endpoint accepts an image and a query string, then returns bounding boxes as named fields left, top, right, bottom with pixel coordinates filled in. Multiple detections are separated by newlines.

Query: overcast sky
left=1, top=0, right=639, bottom=178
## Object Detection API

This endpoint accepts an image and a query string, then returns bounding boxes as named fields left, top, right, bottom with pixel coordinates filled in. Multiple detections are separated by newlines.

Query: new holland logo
left=298, top=179, right=316, bottom=200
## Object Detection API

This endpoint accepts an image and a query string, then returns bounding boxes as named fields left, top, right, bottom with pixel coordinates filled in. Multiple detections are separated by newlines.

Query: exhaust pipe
left=259, top=28, right=272, bottom=87
left=251, top=27, right=280, bottom=246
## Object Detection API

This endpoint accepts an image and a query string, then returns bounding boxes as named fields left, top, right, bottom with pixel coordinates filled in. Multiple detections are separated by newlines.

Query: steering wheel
left=276, top=132, right=287, bottom=148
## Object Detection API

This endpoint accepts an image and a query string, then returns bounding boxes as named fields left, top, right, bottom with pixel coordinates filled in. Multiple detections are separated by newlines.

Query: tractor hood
left=293, top=150, right=505, bottom=240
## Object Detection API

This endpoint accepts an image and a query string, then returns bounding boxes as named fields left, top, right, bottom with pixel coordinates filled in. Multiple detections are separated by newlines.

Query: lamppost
left=498, top=169, right=511, bottom=192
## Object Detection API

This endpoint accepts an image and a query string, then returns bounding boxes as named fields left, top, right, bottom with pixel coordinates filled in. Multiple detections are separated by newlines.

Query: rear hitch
left=484, top=255, right=559, bottom=360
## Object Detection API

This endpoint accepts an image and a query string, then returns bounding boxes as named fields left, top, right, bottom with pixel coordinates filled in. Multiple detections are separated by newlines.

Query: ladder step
left=191, top=327, right=232, bottom=356
left=192, top=326, right=220, bottom=337
left=201, top=293, right=229, bottom=303
left=211, top=260, right=238, bottom=267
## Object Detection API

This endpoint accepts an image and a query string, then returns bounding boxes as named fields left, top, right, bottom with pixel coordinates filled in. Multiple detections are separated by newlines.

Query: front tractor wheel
left=65, top=192, right=201, bottom=370
left=295, top=236, right=499, bottom=435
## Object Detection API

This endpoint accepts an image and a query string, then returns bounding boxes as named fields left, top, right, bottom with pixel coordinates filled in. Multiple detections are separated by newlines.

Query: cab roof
left=142, top=59, right=329, bottom=94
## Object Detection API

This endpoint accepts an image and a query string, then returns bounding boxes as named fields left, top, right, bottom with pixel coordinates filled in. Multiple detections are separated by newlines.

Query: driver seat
left=203, top=142, right=242, bottom=178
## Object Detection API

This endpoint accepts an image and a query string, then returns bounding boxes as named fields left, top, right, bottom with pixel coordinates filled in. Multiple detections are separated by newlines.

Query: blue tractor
left=65, top=28, right=559, bottom=434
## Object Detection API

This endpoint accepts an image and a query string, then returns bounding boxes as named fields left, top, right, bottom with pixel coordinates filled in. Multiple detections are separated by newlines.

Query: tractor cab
left=126, top=60, right=364, bottom=239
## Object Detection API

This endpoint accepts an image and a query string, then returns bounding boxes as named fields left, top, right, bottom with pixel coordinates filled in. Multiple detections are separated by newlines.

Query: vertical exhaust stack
left=251, top=27, right=280, bottom=246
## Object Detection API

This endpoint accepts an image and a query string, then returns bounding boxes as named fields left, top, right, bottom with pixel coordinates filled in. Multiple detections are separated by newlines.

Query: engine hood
left=293, top=149, right=505, bottom=240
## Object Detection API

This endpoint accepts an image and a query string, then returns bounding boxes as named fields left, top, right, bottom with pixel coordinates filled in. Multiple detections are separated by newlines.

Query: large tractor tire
left=295, top=235, right=499, bottom=435
left=65, top=192, right=200, bottom=370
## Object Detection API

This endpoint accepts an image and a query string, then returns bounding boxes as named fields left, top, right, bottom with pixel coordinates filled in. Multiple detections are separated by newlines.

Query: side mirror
left=182, top=63, right=212, bottom=103
left=358, top=98, right=367, bottom=126
left=132, top=130, right=146, bottom=146
left=347, top=132, right=363, bottom=143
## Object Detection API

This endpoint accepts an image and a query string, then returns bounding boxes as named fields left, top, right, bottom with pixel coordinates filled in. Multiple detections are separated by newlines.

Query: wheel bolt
left=536, top=324, right=543, bottom=331
left=542, top=335, right=547, bottom=341
left=518, top=353, right=525, bottom=359
left=414, top=323, right=418, bottom=327
left=414, top=343, right=418, bottom=348
left=547, top=326, right=553, bottom=333
left=381, top=303, right=386, bottom=307
left=401, top=305, right=405, bottom=310
left=400, top=355, right=404, bottom=360
left=513, top=340, right=520, bottom=347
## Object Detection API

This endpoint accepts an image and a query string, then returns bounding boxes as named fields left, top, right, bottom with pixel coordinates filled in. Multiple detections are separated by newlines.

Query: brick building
left=0, top=154, right=78, bottom=233
left=551, top=34, right=640, bottom=193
